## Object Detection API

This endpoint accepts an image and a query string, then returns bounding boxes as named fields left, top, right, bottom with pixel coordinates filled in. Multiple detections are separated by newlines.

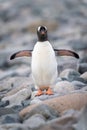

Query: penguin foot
left=45, top=88, right=53, bottom=95
left=35, top=89, right=44, bottom=96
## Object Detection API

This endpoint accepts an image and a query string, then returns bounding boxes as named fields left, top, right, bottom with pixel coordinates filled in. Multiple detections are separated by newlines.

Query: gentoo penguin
left=10, top=26, right=79, bottom=96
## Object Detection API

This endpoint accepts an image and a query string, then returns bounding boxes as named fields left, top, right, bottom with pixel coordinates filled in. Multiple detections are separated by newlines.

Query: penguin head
left=37, top=26, right=48, bottom=42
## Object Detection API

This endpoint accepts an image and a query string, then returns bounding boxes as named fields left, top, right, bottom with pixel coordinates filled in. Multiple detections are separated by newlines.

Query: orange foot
left=35, top=89, right=44, bottom=96
left=45, top=88, right=54, bottom=95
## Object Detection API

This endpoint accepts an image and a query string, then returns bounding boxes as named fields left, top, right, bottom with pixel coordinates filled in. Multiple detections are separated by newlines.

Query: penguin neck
left=38, top=34, right=48, bottom=42
left=38, top=38, right=48, bottom=42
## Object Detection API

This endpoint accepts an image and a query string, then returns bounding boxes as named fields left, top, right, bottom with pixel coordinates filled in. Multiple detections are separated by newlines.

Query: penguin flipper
left=54, top=49, right=79, bottom=59
left=10, top=50, right=32, bottom=60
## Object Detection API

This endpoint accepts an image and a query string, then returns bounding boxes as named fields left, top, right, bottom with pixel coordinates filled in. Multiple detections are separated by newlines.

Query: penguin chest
left=31, top=42, right=58, bottom=86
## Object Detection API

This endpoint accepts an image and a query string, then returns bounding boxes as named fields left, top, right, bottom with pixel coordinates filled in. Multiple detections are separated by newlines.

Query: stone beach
left=0, top=0, right=87, bottom=129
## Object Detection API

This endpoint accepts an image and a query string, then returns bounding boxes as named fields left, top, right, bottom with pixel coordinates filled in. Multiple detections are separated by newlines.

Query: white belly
left=31, top=41, right=58, bottom=88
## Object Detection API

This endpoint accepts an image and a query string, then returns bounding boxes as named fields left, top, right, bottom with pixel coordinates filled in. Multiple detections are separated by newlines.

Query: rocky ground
left=0, top=0, right=87, bottom=130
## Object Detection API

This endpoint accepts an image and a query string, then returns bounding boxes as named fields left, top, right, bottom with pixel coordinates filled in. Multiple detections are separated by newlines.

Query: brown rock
left=19, top=92, right=87, bottom=118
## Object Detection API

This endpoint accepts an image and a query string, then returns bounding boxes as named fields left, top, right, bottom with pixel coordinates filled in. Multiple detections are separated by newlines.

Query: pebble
left=79, top=56, right=87, bottom=63
left=78, top=63, right=87, bottom=74
left=4, top=77, right=33, bottom=97
left=59, top=69, right=80, bottom=82
left=0, top=114, right=21, bottom=124
left=0, top=108, right=16, bottom=116
left=2, top=87, right=32, bottom=107
left=24, top=114, right=45, bottom=129
left=30, top=98, right=42, bottom=105
left=71, top=81, right=86, bottom=89
left=0, top=100, right=9, bottom=107
left=54, top=81, right=75, bottom=94
left=74, top=105, right=87, bottom=130
left=0, top=80, right=13, bottom=92
left=24, top=104, right=59, bottom=121
left=0, top=124, right=29, bottom=130
left=81, top=86, right=87, bottom=91
left=80, top=71, right=87, bottom=81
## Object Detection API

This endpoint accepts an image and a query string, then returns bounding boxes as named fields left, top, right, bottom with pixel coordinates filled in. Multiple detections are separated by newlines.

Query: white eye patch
left=37, top=26, right=47, bottom=32
left=38, top=26, right=41, bottom=32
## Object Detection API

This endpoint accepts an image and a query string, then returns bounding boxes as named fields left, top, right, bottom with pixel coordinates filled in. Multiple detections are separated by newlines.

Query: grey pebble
left=74, top=105, right=87, bottom=130
left=24, top=104, right=59, bottom=121
left=71, top=81, right=86, bottom=90
left=0, top=100, right=9, bottom=108
left=24, top=114, right=45, bottom=129
left=59, top=69, right=80, bottom=82
left=0, top=108, right=16, bottom=116
left=78, top=63, right=87, bottom=74
left=0, top=114, right=21, bottom=124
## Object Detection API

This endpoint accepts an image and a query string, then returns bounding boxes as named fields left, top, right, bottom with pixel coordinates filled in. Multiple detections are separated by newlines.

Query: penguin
left=10, top=26, right=79, bottom=96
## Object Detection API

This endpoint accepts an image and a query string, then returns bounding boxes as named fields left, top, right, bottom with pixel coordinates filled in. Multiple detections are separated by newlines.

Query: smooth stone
left=38, top=103, right=80, bottom=129
left=2, top=87, right=31, bottom=107
left=81, top=86, right=87, bottom=91
left=0, top=123, right=29, bottom=130
left=62, top=109, right=79, bottom=118
left=74, top=105, right=87, bottom=130
left=5, top=78, right=33, bottom=97
left=24, top=104, right=59, bottom=121
left=79, top=56, right=87, bottom=63
left=59, top=69, right=80, bottom=81
left=43, top=110, right=78, bottom=130
left=12, top=105, right=23, bottom=112
left=72, top=77, right=87, bottom=84
left=54, top=81, right=75, bottom=94
left=0, top=114, right=21, bottom=124
left=0, top=80, right=13, bottom=92
left=47, top=108, right=78, bottom=125
left=80, top=72, right=87, bottom=81
left=19, top=92, right=87, bottom=118
left=0, top=70, right=17, bottom=80
left=78, top=63, right=87, bottom=74
left=0, top=100, right=9, bottom=107
left=58, top=59, right=78, bottom=74
left=11, top=64, right=31, bottom=77
left=37, top=124, right=74, bottom=130
left=71, top=81, right=86, bottom=90
left=0, top=76, right=32, bottom=93
left=22, top=100, right=31, bottom=107
left=0, top=108, right=16, bottom=116
left=24, top=114, right=45, bottom=129
left=30, top=99, right=42, bottom=105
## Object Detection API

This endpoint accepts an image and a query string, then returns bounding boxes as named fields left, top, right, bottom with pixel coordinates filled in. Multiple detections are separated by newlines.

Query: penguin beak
left=41, top=31, right=45, bottom=35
